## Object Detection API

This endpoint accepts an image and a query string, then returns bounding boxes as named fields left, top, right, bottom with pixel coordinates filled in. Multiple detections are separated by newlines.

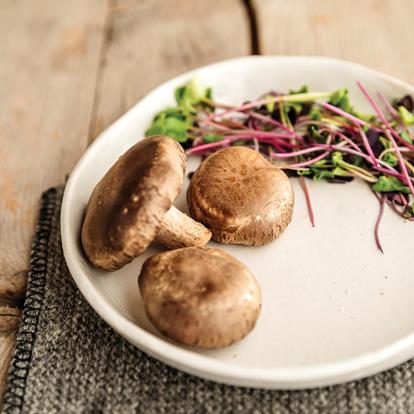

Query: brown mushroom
left=187, top=146, right=294, bottom=245
left=81, top=136, right=212, bottom=271
left=138, top=246, right=261, bottom=348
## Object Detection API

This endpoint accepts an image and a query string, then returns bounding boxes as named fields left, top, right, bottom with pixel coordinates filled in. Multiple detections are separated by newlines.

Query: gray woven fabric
left=3, top=187, right=414, bottom=413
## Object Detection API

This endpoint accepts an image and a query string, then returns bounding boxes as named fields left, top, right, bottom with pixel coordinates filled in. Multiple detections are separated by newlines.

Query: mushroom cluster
left=81, top=135, right=294, bottom=349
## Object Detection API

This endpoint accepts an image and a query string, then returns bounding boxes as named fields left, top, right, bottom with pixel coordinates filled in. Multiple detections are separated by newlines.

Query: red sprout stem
left=319, top=101, right=368, bottom=126
left=335, top=132, right=364, bottom=153
left=394, top=193, right=408, bottom=206
left=187, top=138, right=231, bottom=154
left=299, top=176, right=315, bottom=227
left=288, top=151, right=331, bottom=168
left=357, top=81, right=414, bottom=151
left=198, top=119, right=232, bottom=131
left=357, top=81, right=391, bottom=125
left=220, top=119, right=247, bottom=129
left=257, top=138, right=298, bottom=149
left=392, top=196, right=407, bottom=215
left=271, top=146, right=325, bottom=158
left=358, top=125, right=378, bottom=166
left=386, top=196, right=406, bottom=217
left=373, top=166, right=414, bottom=184
left=188, top=134, right=300, bottom=155
left=248, top=117, right=258, bottom=131
left=249, top=112, right=298, bottom=135
left=206, top=100, right=270, bottom=121
left=374, top=194, right=385, bottom=254
left=378, top=93, right=400, bottom=119
left=385, top=130, right=414, bottom=196
left=224, top=129, right=297, bottom=139
left=356, top=82, right=414, bottom=198
left=207, top=92, right=329, bottom=122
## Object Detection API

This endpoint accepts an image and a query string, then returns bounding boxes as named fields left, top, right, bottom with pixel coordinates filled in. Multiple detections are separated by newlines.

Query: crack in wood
left=0, top=314, right=20, bottom=319
left=0, top=270, right=27, bottom=308
left=243, top=0, right=261, bottom=54
left=87, top=0, right=116, bottom=144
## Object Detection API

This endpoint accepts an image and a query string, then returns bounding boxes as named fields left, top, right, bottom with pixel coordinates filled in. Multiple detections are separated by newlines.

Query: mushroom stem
left=156, top=206, right=212, bottom=249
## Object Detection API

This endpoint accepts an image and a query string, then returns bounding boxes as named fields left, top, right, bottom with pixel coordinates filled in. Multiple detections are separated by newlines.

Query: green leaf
left=163, top=117, right=188, bottom=142
left=351, top=155, right=365, bottom=168
left=379, top=136, right=392, bottom=150
left=382, top=152, right=398, bottom=167
left=310, top=107, right=321, bottom=120
left=308, top=125, right=326, bottom=143
left=328, top=88, right=374, bottom=121
left=372, top=176, right=410, bottom=193
left=164, top=116, right=187, bottom=130
left=154, top=107, right=190, bottom=122
left=332, top=167, right=351, bottom=176
left=332, top=151, right=344, bottom=165
left=174, top=87, right=186, bottom=106
left=145, top=125, right=163, bottom=137
left=175, top=78, right=211, bottom=113
left=289, top=85, right=308, bottom=95
left=206, top=87, right=213, bottom=100
left=203, top=133, right=224, bottom=143
left=285, top=102, right=303, bottom=114
left=351, top=110, right=376, bottom=123
left=165, top=129, right=187, bottom=142
left=398, top=106, right=414, bottom=125
left=313, top=160, right=328, bottom=167
left=145, top=107, right=191, bottom=142
left=412, top=203, right=414, bottom=215
left=297, top=169, right=311, bottom=176
left=264, top=95, right=276, bottom=113
left=329, top=88, right=351, bottom=112
left=312, top=169, right=335, bottom=180
left=401, top=130, right=413, bottom=144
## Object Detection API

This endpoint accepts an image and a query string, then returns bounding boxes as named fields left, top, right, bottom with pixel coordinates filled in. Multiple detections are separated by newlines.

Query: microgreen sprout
left=146, top=80, right=414, bottom=252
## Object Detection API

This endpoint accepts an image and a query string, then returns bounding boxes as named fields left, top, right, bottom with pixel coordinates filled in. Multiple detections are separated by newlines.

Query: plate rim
left=61, top=55, right=414, bottom=389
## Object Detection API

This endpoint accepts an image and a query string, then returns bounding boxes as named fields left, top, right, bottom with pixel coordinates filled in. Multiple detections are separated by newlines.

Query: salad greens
left=146, top=79, right=414, bottom=252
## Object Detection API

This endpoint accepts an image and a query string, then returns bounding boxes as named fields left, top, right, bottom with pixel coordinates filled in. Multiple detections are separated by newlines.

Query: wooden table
left=1, top=0, right=414, bottom=404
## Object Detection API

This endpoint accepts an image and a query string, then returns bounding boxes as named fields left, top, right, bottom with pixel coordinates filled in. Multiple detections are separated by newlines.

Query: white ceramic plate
left=61, top=56, right=414, bottom=389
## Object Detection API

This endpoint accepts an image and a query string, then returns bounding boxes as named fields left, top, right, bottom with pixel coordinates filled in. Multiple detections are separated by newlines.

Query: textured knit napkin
left=3, top=187, right=414, bottom=413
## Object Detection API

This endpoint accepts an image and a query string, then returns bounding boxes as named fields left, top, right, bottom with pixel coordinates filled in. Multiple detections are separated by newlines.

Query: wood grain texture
left=253, top=0, right=414, bottom=84
left=0, top=333, right=17, bottom=401
left=0, top=272, right=27, bottom=306
left=0, top=0, right=108, bottom=286
left=89, top=0, right=250, bottom=140
left=0, top=308, right=21, bottom=335
left=0, top=0, right=109, bottom=404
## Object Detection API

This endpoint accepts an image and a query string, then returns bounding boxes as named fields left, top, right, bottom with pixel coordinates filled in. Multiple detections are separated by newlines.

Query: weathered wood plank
left=253, top=0, right=414, bottom=84
left=89, top=0, right=251, bottom=140
left=0, top=0, right=108, bottom=290
left=0, top=308, right=21, bottom=335
left=0, top=333, right=17, bottom=401
left=0, top=272, right=27, bottom=306
left=0, top=0, right=109, bottom=404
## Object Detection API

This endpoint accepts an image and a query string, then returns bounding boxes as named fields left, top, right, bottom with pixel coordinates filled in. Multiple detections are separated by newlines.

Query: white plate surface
left=61, top=56, right=414, bottom=389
